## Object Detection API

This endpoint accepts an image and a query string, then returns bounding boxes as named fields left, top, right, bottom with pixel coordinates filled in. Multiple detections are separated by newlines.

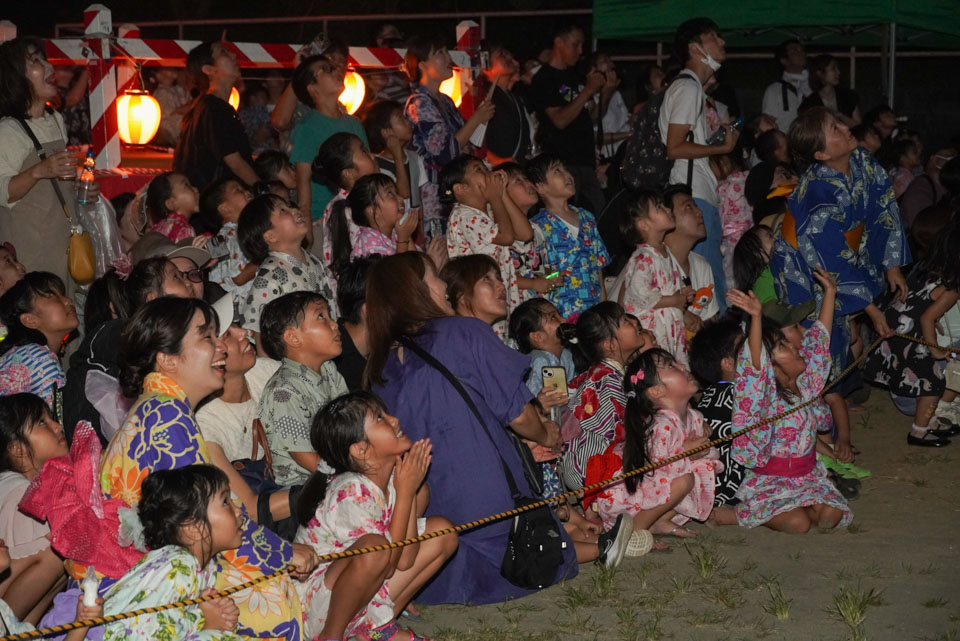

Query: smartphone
left=542, top=366, right=568, bottom=423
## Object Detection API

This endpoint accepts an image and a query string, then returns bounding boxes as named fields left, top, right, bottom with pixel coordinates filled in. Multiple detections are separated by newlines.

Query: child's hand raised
left=726, top=288, right=762, bottom=318
left=199, top=589, right=239, bottom=631
left=426, top=236, right=449, bottom=271
left=395, top=438, right=432, bottom=495
left=483, top=169, right=507, bottom=203
left=812, top=267, right=837, bottom=293
left=396, top=206, right=420, bottom=243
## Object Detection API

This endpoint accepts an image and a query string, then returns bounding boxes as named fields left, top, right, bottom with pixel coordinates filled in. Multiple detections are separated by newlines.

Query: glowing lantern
left=439, top=69, right=463, bottom=107
left=116, top=90, right=161, bottom=145
left=229, top=86, right=240, bottom=110
left=338, top=70, right=366, bottom=115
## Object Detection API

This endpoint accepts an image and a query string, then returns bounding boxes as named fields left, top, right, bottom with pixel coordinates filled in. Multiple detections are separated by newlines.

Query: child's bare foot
left=650, top=524, right=696, bottom=538
left=706, top=505, right=737, bottom=527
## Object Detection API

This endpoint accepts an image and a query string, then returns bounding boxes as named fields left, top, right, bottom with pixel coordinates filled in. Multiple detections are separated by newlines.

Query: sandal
left=350, top=621, right=432, bottom=641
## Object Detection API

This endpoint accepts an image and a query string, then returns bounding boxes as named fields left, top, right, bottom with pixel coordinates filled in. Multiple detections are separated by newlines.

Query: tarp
left=593, top=0, right=960, bottom=48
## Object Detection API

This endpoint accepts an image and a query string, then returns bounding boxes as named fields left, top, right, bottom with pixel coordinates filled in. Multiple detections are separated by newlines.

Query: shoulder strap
left=779, top=80, right=798, bottom=112
left=14, top=116, right=70, bottom=215
left=399, top=336, right=523, bottom=499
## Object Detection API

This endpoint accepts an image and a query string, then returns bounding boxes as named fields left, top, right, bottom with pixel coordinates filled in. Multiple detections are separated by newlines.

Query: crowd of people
left=0, top=14, right=959, bottom=641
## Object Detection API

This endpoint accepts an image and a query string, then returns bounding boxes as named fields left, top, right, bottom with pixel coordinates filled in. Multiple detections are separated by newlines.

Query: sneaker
left=830, top=471, right=860, bottom=500
left=625, top=529, right=654, bottom=557
left=596, top=514, right=633, bottom=568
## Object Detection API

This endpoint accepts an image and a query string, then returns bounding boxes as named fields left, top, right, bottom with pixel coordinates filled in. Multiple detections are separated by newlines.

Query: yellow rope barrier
left=1, top=333, right=951, bottom=641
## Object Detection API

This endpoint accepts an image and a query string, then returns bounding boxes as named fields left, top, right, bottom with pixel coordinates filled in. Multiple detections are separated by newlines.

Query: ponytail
left=327, top=199, right=353, bottom=275
left=566, top=301, right=624, bottom=373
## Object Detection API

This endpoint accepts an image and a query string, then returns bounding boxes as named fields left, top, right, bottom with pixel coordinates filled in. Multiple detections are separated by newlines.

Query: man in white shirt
left=761, top=40, right=811, bottom=132
left=663, top=183, right=718, bottom=333
left=660, top=17, right=738, bottom=312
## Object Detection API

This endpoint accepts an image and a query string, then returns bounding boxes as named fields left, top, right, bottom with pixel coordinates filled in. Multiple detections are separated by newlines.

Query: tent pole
left=888, top=22, right=896, bottom=108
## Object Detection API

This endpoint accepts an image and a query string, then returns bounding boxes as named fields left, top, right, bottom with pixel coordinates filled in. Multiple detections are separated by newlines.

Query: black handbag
left=400, top=337, right=566, bottom=589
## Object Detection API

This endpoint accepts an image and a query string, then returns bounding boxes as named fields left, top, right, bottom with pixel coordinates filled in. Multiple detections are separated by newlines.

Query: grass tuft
left=686, top=543, right=728, bottom=579
left=762, top=581, right=792, bottom=620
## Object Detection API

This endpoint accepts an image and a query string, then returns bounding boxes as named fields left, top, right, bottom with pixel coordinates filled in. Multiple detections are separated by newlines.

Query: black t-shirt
left=174, top=94, right=252, bottom=191
left=334, top=321, right=367, bottom=392
left=530, top=64, right=596, bottom=168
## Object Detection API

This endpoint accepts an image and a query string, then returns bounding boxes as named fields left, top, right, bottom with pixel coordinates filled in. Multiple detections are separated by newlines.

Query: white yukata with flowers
left=102, top=545, right=243, bottom=641
left=294, top=472, right=397, bottom=639
left=446, top=203, right=533, bottom=342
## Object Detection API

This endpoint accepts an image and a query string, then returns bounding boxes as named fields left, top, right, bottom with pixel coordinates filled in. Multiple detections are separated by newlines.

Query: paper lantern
left=338, top=70, right=366, bottom=115
left=439, top=69, right=463, bottom=107
left=229, top=86, right=240, bottom=110
left=116, top=90, right=161, bottom=145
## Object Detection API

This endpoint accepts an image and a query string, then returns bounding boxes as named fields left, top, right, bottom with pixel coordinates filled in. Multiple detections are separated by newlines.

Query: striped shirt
left=0, top=343, right=64, bottom=407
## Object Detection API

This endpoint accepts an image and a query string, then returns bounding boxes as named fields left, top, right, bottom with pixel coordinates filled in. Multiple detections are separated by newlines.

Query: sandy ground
left=409, top=389, right=960, bottom=641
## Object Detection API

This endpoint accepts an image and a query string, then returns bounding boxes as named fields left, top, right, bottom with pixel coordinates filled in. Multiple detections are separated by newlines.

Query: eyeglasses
left=180, top=268, right=203, bottom=284
left=312, top=61, right=335, bottom=78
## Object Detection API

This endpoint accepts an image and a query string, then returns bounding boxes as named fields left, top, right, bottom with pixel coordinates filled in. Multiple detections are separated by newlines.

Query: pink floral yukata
left=447, top=202, right=533, bottom=341
left=618, top=244, right=688, bottom=365
left=594, top=408, right=721, bottom=530
left=731, top=321, right=852, bottom=528
left=718, top=170, right=753, bottom=287
left=149, top=212, right=195, bottom=243
left=294, top=472, right=397, bottom=640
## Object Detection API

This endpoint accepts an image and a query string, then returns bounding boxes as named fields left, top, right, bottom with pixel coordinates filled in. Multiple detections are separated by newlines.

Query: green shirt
left=289, top=110, right=369, bottom=220
left=752, top=265, right=777, bottom=303
left=258, top=357, right=348, bottom=486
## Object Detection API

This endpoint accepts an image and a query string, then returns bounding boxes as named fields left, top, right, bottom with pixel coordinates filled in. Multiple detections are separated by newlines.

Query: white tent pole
left=888, top=22, right=897, bottom=108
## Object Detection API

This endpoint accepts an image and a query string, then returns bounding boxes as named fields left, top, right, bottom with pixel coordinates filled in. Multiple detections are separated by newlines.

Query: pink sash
left=753, top=450, right=816, bottom=477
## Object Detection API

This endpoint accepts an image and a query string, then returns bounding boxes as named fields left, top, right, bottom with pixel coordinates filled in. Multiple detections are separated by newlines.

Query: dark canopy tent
left=593, top=0, right=960, bottom=106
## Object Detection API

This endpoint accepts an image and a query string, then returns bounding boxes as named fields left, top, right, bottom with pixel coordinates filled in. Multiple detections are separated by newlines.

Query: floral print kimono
left=718, top=170, right=752, bottom=287
left=770, top=147, right=910, bottom=378
left=593, top=408, right=721, bottom=530
left=730, top=321, right=852, bottom=529
left=150, top=212, right=196, bottom=244
left=294, top=472, right=398, bottom=639
left=98, top=373, right=302, bottom=641
left=103, top=546, right=244, bottom=641
left=616, top=244, right=688, bottom=365
left=404, top=85, right=465, bottom=228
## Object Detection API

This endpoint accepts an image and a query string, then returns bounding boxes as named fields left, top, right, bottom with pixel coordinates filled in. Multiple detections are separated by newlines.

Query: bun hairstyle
left=311, top=132, right=363, bottom=193
left=0, top=271, right=69, bottom=356
left=567, top=301, right=627, bottom=373
left=118, top=296, right=216, bottom=398
left=621, top=348, right=676, bottom=493
left=296, top=391, right=389, bottom=527
left=403, top=34, right=449, bottom=84
left=138, top=464, right=229, bottom=551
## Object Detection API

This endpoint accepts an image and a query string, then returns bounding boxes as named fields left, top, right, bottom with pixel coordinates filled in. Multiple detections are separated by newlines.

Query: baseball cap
left=129, top=232, right=212, bottom=268
left=211, top=293, right=237, bottom=337
left=761, top=299, right=816, bottom=328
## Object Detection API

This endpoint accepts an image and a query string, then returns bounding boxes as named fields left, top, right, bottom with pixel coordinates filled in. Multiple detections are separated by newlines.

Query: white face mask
left=694, top=43, right=722, bottom=72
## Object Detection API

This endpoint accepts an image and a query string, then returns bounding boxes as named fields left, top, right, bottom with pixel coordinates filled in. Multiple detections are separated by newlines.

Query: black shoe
left=830, top=473, right=860, bottom=500
left=907, top=431, right=951, bottom=447
left=596, top=514, right=633, bottom=569
left=928, top=422, right=960, bottom=437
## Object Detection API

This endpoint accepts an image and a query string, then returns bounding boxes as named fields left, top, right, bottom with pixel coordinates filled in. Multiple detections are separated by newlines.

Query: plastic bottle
left=81, top=565, right=99, bottom=607
left=77, top=150, right=97, bottom=206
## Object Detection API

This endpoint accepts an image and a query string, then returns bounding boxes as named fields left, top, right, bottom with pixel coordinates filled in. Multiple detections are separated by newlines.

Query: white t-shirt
left=683, top=251, right=719, bottom=320
left=594, top=90, right=631, bottom=155
left=659, top=71, right=718, bottom=206
left=761, top=70, right=812, bottom=132
left=0, top=112, right=68, bottom=208
left=0, top=470, right=50, bottom=560
left=196, top=357, right=280, bottom=462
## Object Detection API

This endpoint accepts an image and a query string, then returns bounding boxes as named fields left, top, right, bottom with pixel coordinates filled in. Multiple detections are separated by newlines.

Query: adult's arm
left=270, top=83, right=299, bottom=132
left=544, top=69, right=605, bottom=131
left=64, top=68, right=90, bottom=109
left=223, top=152, right=258, bottom=187
left=509, top=403, right=561, bottom=450
left=664, top=122, right=737, bottom=159
left=206, top=441, right=259, bottom=519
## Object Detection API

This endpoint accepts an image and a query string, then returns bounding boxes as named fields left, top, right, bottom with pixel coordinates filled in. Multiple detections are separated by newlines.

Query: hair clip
left=443, top=188, right=453, bottom=196
left=630, top=370, right=645, bottom=385
left=626, top=391, right=636, bottom=398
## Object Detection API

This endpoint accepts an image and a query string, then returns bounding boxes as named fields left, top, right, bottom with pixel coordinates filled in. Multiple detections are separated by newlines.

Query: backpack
left=621, top=73, right=701, bottom=191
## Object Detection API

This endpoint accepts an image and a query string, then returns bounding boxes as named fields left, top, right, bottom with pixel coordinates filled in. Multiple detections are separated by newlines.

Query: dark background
left=9, top=0, right=960, bottom=146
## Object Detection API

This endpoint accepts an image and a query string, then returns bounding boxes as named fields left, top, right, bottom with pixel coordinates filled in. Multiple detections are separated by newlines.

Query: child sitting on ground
left=362, top=100, right=428, bottom=211
left=527, top=154, right=610, bottom=320
left=238, top=194, right=336, bottom=337
left=689, top=318, right=749, bottom=507
left=145, top=172, right=200, bottom=243
left=612, top=189, right=693, bottom=365
left=202, top=177, right=256, bottom=297
left=559, top=302, right=646, bottom=490
left=0, top=537, right=100, bottom=638
left=101, top=465, right=242, bottom=641
left=726, top=269, right=853, bottom=533
left=294, top=391, right=458, bottom=641
left=510, top=298, right=577, bottom=396
left=258, top=292, right=348, bottom=488
left=441, top=155, right=539, bottom=340
left=590, top=348, right=734, bottom=543
left=864, top=218, right=960, bottom=448
left=327, top=174, right=421, bottom=272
